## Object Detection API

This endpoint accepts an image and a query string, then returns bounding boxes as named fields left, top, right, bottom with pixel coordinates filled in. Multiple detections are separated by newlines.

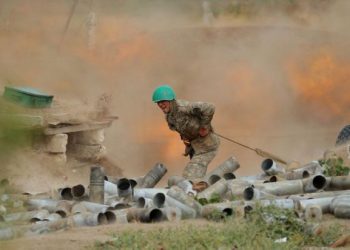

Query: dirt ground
left=0, top=219, right=214, bottom=250
left=1, top=216, right=350, bottom=250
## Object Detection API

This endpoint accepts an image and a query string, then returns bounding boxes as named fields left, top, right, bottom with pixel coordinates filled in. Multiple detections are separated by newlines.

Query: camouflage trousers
left=182, top=149, right=218, bottom=181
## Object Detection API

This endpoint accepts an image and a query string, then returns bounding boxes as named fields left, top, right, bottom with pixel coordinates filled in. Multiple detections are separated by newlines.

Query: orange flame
left=136, top=119, right=183, bottom=161
left=287, top=48, right=350, bottom=123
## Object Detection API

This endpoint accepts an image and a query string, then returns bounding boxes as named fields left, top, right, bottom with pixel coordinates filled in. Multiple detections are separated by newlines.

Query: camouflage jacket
left=165, top=99, right=220, bottom=154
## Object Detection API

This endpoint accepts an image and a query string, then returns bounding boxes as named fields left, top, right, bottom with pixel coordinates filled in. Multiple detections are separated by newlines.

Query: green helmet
left=152, top=85, right=176, bottom=103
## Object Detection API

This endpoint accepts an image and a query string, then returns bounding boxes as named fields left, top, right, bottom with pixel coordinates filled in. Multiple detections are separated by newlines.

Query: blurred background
left=0, top=0, right=349, bottom=181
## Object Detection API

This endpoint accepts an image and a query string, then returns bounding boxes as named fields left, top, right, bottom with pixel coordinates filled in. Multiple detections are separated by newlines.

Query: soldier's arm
left=189, top=101, right=215, bottom=126
left=167, top=121, right=176, bottom=131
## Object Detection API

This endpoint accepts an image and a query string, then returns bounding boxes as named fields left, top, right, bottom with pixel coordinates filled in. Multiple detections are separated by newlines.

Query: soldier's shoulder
left=176, top=99, right=190, bottom=107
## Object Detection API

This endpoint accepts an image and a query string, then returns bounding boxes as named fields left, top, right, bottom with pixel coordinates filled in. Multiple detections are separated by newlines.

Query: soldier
left=336, top=125, right=350, bottom=146
left=152, top=85, right=220, bottom=181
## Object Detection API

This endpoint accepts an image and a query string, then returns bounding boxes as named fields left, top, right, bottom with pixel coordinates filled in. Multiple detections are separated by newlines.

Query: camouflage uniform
left=165, top=99, right=220, bottom=181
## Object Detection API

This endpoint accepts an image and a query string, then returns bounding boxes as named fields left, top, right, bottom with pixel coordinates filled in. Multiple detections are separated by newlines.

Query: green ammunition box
left=3, top=86, right=53, bottom=108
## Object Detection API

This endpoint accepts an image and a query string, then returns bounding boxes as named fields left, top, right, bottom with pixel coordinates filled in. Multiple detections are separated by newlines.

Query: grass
left=319, top=157, right=350, bottom=177
left=93, top=205, right=345, bottom=250
left=0, top=105, right=36, bottom=159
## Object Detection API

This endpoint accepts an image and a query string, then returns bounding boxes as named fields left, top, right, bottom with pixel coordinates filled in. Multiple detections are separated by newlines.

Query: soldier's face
left=157, top=100, right=171, bottom=113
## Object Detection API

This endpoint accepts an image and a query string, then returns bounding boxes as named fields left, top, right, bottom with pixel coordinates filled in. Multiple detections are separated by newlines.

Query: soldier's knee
left=183, top=163, right=207, bottom=180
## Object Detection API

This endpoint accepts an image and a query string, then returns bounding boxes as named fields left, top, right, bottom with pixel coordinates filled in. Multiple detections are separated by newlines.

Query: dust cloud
left=0, top=0, right=349, bottom=181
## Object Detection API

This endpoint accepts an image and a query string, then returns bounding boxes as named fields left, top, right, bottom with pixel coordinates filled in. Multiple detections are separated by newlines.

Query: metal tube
left=225, top=180, right=252, bottom=200
left=117, top=178, right=132, bottom=198
left=79, top=201, right=110, bottom=213
left=288, top=190, right=350, bottom=200
left=126, top=208, right=163, bottom=223
left=104, top=176, right=119, bottom=184
left=4, top=209, right=49, bottom=223
left=237, top=174, right=268, bottom=182
left=107, top=201, right=130, bottom=210
left=140, top=208, right=163, bottom=223
left=330, top=195, right=350, bottom=213
left=104, top=180, right=118, bottom=196
left=153, top=193, right=166, bottom=208
left=243, top=187, right=276, bottom=201
left=167, top=186, right=202, bottom=216
left=160, top=207, right=182, bottom=221
left=128, top=176, right=145, bottom=188
left=257, top=180, right=304, bottom=196
left=72, top=212, right=107, bottom=227
left=104, top=211, right=116, bottom=224
left=334, top=206, right=350, bottom=219
left=223, top=172, right=236, bottom=180
left=268, top=175, right=285, bottom=182
left=228, top=178, right=266, bottom=186
left=201, top=202, right=238, bottom=219
left=285, top=161, right=323, bottom=180
left=285, top=170, right=311, bottom=180
left=89, top=165, right=105, bottom=204
left=135, top=197, right=153, bottom=208
left=261, top=158, right=285, bottom=176
left=176, top=180, right=197, bottom=196
left=296, top=197, right=333, bottom=213
left=303, top=175, right=327, bottom=192
left=72, top=184, right=87, bottom=199
left=244, top=199, right=295, bottom=210
left=139, top=163, right=167, bottom=188
left=43, top=213, right=62, bottom=222
left=196, top=179, right=228, bottom=203
left=203, top=156, right=240, bottom=185
left=168, top=176, right=185, bottom=187
left=111, top=209, right=129, bottom=224
left=207, top=175, right=221, bottom=185
left=133, top=188, right=168, bottom=200
left=58, top=187, right=73, bottom=200
left=54, top=200, right=72, bottom=218
left=327, top=176, right=350, bottom=190
left=26, top=199, right=61, bottom=212
left=135, top=197, right=145, bottom=208
left=71, top=202, right=88, bottom=214
left=164, top=195, right=196, bottom=219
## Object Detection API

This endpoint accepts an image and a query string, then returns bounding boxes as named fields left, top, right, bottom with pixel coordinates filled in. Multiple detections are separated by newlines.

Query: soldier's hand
left=192, top=181, right=208, bottom=192
left=182, top=139, right=191, bottom=146
left=198, top=127, right=209, bottom=137
left=183, top=145, right=194, bottom=159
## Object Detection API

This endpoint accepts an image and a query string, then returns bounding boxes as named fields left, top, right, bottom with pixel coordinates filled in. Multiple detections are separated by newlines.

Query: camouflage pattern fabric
left=165, top=99, right=220, bottom=180
left=183, top=148, right=218, bottom=181
left=191, top=132, right=220, bottom=154
left=166, top=99, right=215, bottom=141
left=336, top=125, right=350, bottom=146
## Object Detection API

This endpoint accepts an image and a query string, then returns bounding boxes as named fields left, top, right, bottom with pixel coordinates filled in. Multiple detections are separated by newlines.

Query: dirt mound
left=0, top=149, right=122, bottom=194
